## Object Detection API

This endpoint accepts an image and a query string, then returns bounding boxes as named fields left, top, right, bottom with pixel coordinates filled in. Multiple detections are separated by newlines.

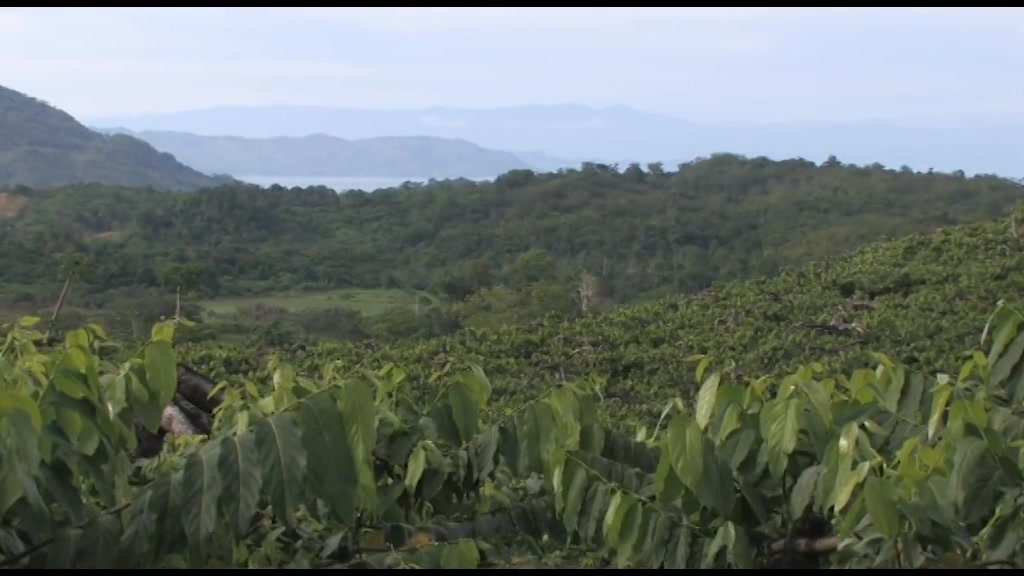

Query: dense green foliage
left=2, top=201, right=1024, bottom=569
left=177, top=207, right=1024, bottom=427
left=0, top=85, right=234, bottom=192
left=2, top=155, right=1022, bottom=344
left=5, top=91, right=1024, bottom=567
left=4, top=294, right=1024, bottom=568
left=5, top=156, right=1020, bottom=301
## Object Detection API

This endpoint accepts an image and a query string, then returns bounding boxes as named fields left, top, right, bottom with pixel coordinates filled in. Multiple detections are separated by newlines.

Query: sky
left=1, top=7, right=1021, bottom=127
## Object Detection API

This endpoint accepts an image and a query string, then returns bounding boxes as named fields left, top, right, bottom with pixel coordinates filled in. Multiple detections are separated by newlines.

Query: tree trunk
left=45, top=277, right=72, bottom=340
left=174, top=283, right=182, bottom=322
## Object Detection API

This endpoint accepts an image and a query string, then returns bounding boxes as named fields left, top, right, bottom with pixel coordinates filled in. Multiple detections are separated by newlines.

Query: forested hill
left=94, top=128, right=533, bottom=178
left=194, top=203, right=1024, bottom=426
left=2, top=154, right=1022, bottom=305
left=0, top=85, right=234, bottom=191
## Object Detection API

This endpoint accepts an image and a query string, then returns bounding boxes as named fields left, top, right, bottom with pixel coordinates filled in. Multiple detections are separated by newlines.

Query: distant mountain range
left=93, top=128, right=561, bottom=178
left=0, top=85, right=233, bottom=192
left=92, top=104, right=1024, bottom=178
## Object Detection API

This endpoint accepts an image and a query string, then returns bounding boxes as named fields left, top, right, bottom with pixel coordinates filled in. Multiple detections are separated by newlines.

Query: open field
left=196, top=288, right=440, bottom=318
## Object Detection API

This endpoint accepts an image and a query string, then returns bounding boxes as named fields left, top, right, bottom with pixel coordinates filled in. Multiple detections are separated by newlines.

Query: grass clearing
left=197, top=288, right=439, bottom=318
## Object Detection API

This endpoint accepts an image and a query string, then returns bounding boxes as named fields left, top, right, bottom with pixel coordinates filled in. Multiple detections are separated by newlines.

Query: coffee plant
left=3, top=299, right=1024, bottom=568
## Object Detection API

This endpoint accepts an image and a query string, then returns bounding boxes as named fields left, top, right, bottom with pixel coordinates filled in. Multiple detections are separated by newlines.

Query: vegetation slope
left=184, top=205, right=1024, bottom=426
left=2, top=155, right=1022, bottom=344
left=4, top=204, right=1024, bottom=569
left=0, top=85, right=234, bottom=192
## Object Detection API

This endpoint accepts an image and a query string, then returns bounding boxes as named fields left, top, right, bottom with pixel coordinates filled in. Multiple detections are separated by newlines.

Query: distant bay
left=236, top=175, right=496, bottom=192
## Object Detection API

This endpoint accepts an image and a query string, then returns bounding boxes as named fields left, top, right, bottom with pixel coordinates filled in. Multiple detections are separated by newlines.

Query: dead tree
left=44, top=253, right=94, bottom=341
left=575, top=272, right=600, bottom=315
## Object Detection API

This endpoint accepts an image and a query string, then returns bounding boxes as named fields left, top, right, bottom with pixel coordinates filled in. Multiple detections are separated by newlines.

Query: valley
left=4, top=17, right=1024, bottom=567
left=6, top=154, right=1024, bottom=568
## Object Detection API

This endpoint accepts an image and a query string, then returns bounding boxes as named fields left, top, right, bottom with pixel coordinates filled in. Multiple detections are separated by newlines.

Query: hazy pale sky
left=1, top=7, right=1021, bottom=126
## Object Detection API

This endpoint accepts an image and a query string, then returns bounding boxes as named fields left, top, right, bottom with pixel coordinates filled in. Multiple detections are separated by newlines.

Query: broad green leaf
left=561, top=459, right=591, bottom=534
left=0, top=390, right=42, bottom=431
left=724, top=428, right=757, bottom=471
left=801, top=379, right=833, bottom=428
left=837, top=490, right=867, bottom=538
left=695, top=371, right=721, bottom=431
left=64, top=328, right=91, bottom=353
left=339, top=379, right=378, bottom=511
left=471, top=426, right=499, bottom=482
left=405, top=442, right=427, bottom=495
left=701, top=521, right=734, bottom=568
left=38, top=463, right=86, bottom=525
left=182, top=446, right=223, bottom=551
left=77, top=510, right=119, bottom=565
left=895, top=437, right=926, bottom=483
left=546, top=387, right=582, bottom=452
left=666, top=414, right=734, bottom=517
left=927, top=382, right=953, bottom=442
left=457, top=364, right=492, bottom=408
left=987, top=306, right=1023, bottom=365
left=790, top=464, right=822, bottom=519
left=128, top=372, right=163, bottom=434
left=654, top=449, right=685, bottom=505
left=0, top=409, right=42, bottom=517
left=52, top=369, right=91, bottom=400
left=863, top=475, right=900, bottom=540
left=254, top=413, right=307, bottom=527
left=603, top=492, right=634, bottom=546
left=581, top=483, right=611, bottom=544
left=602, top=490, right=624, bottom=542
left=897, top=374, right=925, bottom=421
left=150, top=320, right=176, bottom=343
left=980, top=507, right=1024, bottom=562
left=447, top=381, right=479, bottom=444
left=46, top=528, right=82, bottom=568
left=877, top=364, right=905, bottom=414
left=217, top=433, right=263, bottom=537
left=834, top=460, right=871, bottom=513
left=759, top=398, right=800, bottom=478
left=85, top=322, right=108, bottom=340
left=0, top=471, right=25, bottom=524
left=727, top=523, right=755, bottom=568
left=144, top=340, right=177, bottom=411
left=838, top=421, right=858, bottom=459
left=296, top=393, right=358, bottom=524
left=949, top=435, right=996, bottom=521
left=440, top=539, right=479, bottom=569
left=958, top=359, right=977, bottom=384
left=517, top=402, right=557, bottom=474
left=615, top=503, right=644, bottom=567
left=639, top=513, right=672, bottom=568
left=990, top=330, right=1024, bottom=388
left=715, top=403, right=742, bottom=444
left=667, top=525, right=692, bottom=568
left=695, top=356, right=711, bottom=382
left=151, top=472, right=188, bottom=555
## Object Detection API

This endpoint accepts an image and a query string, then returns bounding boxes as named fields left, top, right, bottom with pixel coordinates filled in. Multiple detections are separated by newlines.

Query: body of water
left=237, top=175, right=495, bottom=192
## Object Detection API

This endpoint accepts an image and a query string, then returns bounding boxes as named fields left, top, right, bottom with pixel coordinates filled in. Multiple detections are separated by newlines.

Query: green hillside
left=2, top=155, right=1022, bottom=345
left=96, top=129, right=532, bottom=178
left=184, top=205, right=1024, bottom=425
left=5, top=204, right=1024, bottom=569
left=0, top=85, right=234, bottom=191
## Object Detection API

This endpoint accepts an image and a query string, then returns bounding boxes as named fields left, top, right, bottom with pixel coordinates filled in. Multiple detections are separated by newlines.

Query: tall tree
left=45, top=252, right=94, bottom=340
left=160, top=263, right=205, bottom=323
